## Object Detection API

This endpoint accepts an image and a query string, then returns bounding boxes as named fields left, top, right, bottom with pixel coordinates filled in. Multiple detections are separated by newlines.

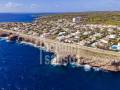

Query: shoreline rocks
left=0, top=30, right=120, bottom=72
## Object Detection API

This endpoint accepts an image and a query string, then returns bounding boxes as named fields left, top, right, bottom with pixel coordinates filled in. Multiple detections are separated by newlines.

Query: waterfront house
left=100, top=39, right=108, bottom=44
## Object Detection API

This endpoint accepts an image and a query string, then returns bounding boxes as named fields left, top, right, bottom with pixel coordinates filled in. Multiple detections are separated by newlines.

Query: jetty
left=0, top=29, right=120, bottom=72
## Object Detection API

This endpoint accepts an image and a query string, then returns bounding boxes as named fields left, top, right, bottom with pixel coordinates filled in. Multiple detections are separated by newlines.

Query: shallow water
left=0, top=39, right=120, bottom=90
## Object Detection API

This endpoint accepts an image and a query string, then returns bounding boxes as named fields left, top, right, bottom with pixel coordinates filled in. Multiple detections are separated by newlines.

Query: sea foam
left=20, top=41, right=41, bottom=49
left=93, top=67, right=102, bottom=71
left=83, top=65, right=91, bottom=71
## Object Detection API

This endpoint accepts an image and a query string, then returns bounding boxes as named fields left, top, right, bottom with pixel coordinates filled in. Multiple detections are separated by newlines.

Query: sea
left=0, top=13, right=120, bottom=90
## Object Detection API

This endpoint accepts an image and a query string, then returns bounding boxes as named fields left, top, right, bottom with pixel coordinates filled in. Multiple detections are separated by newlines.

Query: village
left=0, top=15, right=120, bottom=52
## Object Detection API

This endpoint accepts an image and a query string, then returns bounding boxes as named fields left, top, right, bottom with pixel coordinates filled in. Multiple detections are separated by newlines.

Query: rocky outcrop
left=0, top=31, right=10, bottom=37
left=18, top=37, right=23, bottom=42
left=8, top=34, right=18, bottom=41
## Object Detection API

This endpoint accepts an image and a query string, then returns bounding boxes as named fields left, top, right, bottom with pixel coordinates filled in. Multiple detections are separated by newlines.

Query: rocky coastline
left=0, top=30, right=120, bottom=72
left=0, top=13, right=120, bottom=72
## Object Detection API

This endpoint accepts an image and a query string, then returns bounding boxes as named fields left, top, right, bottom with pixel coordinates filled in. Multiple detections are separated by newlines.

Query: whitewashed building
left=72, top=17, right=82, bottom=23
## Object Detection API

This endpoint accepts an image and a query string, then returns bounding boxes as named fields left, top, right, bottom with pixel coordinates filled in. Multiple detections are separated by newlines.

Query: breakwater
left=0, top=29, right=120, bottom=72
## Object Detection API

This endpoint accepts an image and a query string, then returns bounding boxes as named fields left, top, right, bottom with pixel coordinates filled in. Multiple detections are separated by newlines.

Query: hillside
left=37, top=12, right=120, bottom=26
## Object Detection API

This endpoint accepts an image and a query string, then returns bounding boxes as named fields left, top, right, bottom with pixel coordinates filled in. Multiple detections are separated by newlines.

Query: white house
left=108, top=35, right=116, bottom=39
left=72, top=17, right=82, bottom=23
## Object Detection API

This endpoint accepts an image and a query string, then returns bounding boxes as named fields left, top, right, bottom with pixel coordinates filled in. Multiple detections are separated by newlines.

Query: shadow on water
left=0, top=39, right=120, bottom=90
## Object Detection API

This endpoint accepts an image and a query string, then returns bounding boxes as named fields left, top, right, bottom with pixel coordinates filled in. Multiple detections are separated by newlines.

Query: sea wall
left=0, top=29, right=120, bottom=71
